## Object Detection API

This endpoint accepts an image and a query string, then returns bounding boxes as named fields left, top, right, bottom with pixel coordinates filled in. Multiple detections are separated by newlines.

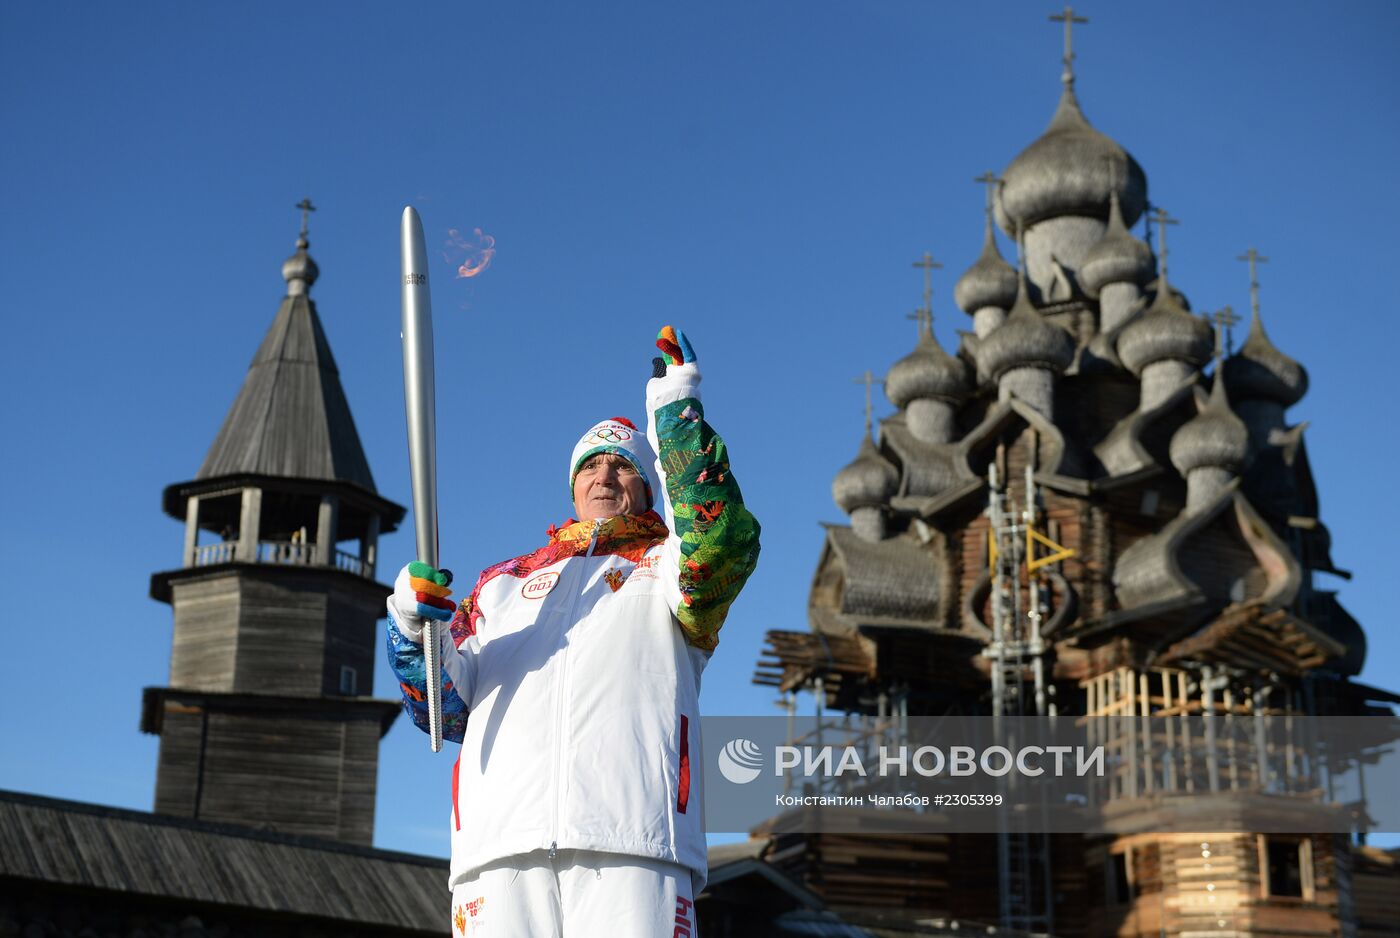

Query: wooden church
left=747, top=11, right=1400, bottom=938
left=143, top=207, right=405, bottom=847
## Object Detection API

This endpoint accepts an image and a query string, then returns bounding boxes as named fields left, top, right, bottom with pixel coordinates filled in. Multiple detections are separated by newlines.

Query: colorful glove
left=655, top=325, right=696, bottom=368
left=391, top=561, right=455, bottom=625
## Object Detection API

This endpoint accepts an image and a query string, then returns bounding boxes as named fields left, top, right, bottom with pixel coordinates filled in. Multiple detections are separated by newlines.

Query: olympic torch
left=400, top=206, right=444, bottom=753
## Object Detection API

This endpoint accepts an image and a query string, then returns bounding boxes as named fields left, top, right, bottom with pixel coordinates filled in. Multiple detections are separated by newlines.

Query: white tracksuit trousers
left=449, top=849, right=697, bottom=938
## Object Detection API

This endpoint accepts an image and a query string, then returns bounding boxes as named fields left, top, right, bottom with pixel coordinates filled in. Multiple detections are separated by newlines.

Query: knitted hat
left=569, top=417, right=659, bottom=509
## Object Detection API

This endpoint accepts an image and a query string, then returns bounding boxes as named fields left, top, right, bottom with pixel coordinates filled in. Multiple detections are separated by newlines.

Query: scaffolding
left=983, top=463, right=1072, bottom=936
left=1080, top=665, right=1326, bottom=802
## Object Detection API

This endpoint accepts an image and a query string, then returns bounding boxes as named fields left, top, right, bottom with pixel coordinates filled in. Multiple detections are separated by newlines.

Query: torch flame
left=443, top=227, right=496, bottom=279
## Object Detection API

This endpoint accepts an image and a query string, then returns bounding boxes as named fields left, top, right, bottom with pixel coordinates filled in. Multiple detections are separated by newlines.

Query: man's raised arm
left=646, top=326, right=761, bottom=652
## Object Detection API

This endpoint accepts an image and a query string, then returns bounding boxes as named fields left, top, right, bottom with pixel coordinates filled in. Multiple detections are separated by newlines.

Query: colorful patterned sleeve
left=651, top=389, right=761, bottom=652
left=384, top=590, right=479, bottom=743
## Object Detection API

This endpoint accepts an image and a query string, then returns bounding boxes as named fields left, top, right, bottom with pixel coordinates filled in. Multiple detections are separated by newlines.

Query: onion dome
left=1079, top=191, right=1155, bottom=298
left=954, top=216, right=1019, bottom=314
left=886, top=328, right=970, bottom=407
left=1116, top=275, right=1212, bottom=376
left=1222, top=310, right=1308, bottom=406
left=995, top=87, right=1147, bottom=234
left=282, top=234, right=319, bottom=294
left=833, top=434, right=899, bottom=513
left=977, top=276, right=1075, bottom=381
left=1169, top=371, right=1250, bottom=476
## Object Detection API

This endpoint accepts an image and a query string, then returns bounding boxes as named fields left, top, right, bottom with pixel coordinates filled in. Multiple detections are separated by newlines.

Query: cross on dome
left=852, top=369, right=884, bottom=437
left=912, top=251, right=943, bottom=326
left=1150, top=206, right=1179, bottom=279
left=906, top=307, right=933, bottom=338
left=974, top=170, right=1000, bottom=218
left=1211, top=305, right=1241, bottom=360
left=1049, top=6, right=1089, bottom=88
left=1237, top=247, right=1269, bottom=320
left=295, top=197, right=316, bottom=240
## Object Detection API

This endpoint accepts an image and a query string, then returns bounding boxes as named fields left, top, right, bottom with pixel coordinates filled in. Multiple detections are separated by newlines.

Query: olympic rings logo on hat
left=588, top=426, right=633, bottom=443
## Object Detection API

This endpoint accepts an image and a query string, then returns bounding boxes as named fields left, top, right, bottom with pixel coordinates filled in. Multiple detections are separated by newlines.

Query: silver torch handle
left=400, top=206, right=444, bottom=753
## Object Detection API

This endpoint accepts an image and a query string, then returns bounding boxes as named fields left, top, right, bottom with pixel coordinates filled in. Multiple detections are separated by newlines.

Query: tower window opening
left=1109, top=849, right=1133, bottom=904
left=1261, top=836, right=1309, bottom=899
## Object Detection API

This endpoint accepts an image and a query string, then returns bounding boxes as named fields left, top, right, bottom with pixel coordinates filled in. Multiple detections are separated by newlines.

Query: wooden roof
left=197, top=294, right=377, bottom=491
left=0, top=790, right=445, bottom=935
left=754, top=630, right=875, bottom=695
left=1155, top=601, right=1346, bottom=676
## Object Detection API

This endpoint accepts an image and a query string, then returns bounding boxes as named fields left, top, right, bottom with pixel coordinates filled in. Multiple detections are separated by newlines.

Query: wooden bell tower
left=143, top=204, right=406, bottom=846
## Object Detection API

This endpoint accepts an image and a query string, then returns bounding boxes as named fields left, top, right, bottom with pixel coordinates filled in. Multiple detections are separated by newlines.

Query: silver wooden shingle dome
left=1079, top=191, right=1155, bottom=298
left=1222, top=310, right=1308, bottom=406
left=281, top=235, right=319, bottom=293
left=954, top=216, right=1019, bottom=314
left=1116, top=276, right=1213, bottom=375
left=995, top=87, right=1147, bottom=233
left=833, top=435, right=899, bottom=513
left=885, top=329, right=970, bottom=407
left=977, top=277, right=1075, bottom=380
left=1169, top=372, right=1250, bottom=475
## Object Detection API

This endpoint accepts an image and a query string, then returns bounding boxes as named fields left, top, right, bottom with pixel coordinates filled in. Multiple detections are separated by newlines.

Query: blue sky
left=2, top=1, right=1398, bottom=858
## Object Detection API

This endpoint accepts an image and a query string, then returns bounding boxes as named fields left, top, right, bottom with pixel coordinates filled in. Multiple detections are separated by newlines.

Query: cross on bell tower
left=296, top=197, right=316, bottom=238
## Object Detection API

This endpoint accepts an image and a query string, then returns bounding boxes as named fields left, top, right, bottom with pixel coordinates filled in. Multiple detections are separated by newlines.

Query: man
left=386, top=326, right=760, bottom=937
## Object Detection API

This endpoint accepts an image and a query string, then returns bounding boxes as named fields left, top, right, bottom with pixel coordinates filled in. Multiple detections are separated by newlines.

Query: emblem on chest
left=520, top=571, right=559, bottom=599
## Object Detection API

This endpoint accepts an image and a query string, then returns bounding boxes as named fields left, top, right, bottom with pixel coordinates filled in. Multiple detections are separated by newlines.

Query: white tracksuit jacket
left=386, top=363, right=760, bottom=889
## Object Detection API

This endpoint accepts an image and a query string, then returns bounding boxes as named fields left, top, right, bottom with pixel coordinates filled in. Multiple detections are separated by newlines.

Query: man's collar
left=547, top=510, right=668, bottom=546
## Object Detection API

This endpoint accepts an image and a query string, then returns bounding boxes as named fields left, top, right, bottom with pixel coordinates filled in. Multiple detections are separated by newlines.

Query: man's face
left=572, top=453, right=648, bottom=521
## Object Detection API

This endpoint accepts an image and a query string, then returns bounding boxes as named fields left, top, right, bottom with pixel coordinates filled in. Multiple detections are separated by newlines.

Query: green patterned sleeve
left=653, top=396, right=761, bottom=651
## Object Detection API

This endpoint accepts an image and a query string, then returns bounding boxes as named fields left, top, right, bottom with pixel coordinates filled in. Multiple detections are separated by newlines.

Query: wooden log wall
left=1083, top=832, right=1349, bottom=937
left=170, top=576, right=241, bottom=690
left=1351, top=843, right=1400, bottom=938
left=171, top=569, right=384, bottom=697
left=765, top=831, right=955, bottom=917
left=153, top=700, right=384, bottom=846
left=233, top=574, right=333, bottom=694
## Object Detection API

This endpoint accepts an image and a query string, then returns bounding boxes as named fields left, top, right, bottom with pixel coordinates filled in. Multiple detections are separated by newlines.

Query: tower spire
left=1049, top=6, right=1088, bottom=89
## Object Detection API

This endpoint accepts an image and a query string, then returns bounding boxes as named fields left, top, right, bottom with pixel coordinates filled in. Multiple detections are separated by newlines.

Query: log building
left=1, top=213, right=444, bottom=936
left=744, top=13, right=1400, bottom=938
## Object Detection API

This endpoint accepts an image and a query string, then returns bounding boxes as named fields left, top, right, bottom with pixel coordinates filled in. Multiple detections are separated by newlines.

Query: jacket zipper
left=549, top=523, right=597, bottom=861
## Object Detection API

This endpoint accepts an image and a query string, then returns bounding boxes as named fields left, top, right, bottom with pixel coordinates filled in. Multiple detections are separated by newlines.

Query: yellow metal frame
left=1026, top=525, right=1075, bottom=572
